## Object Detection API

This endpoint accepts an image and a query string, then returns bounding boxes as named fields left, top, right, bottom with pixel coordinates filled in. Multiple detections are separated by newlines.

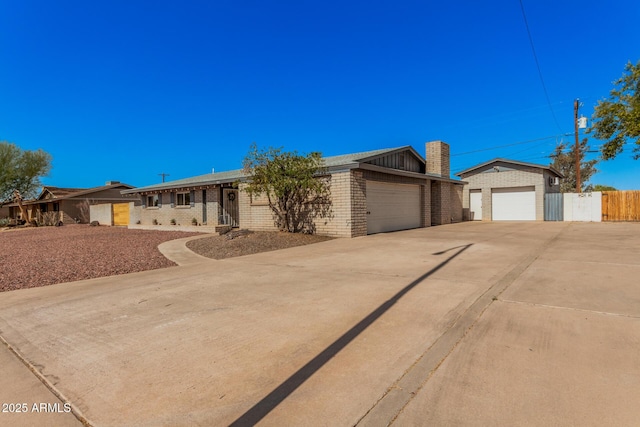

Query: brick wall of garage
left=461, top=166, right=546, bottom=221
left=239, top=169, right=463, bottom=236
left=431, top=181, right=451, bottom=225
left=451, top=184, right=463, bottom=222
left=350, top=171, right=367, bottom=237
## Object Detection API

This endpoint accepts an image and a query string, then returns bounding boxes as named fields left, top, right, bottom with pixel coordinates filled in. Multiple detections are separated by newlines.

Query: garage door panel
left=366, top=182, right=421, bottom=234
left=491, top=187, right=535, bottom=221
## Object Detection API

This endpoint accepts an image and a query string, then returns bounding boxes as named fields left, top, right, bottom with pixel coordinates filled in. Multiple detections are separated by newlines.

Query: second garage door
left=491, top=187, right=536, bottom=220
left=366, top=181, right=421, bottom=234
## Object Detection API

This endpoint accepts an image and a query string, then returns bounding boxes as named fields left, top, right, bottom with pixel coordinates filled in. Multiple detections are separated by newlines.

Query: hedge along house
left=456, top=158, right=563, bottom=221
left=122, top=141, right=465, bottom=237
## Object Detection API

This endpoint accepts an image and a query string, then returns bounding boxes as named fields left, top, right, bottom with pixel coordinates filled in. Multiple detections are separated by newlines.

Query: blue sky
left=1, top=1, right=639, bottom=189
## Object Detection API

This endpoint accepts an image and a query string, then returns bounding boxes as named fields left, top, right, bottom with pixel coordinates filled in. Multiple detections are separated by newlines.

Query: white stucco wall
left=89, top=203, right=113, bottom=225
left=563, top=192, right=602, bottom=222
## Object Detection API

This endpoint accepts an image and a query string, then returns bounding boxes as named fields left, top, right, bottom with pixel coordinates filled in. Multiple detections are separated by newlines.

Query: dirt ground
left=0, top=225, right=204, bottom=292
left=186, top=230, right=333, bottom=259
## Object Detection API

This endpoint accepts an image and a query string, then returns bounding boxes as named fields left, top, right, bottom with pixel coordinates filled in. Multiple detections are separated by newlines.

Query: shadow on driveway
left=230, top=244, right=473, bottom=426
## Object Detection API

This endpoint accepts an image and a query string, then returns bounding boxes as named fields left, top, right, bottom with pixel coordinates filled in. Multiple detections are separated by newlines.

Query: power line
left=519, top=0, right=563, bottom=132
left=451, top=133, right=573, bottom=157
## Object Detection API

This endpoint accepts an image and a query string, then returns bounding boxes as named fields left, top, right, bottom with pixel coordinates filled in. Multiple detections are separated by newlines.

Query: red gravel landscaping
left=0, top=225, right=203, bottom=292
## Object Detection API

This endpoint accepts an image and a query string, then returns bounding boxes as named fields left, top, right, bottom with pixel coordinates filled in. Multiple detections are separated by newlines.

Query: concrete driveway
left=1, top=222, right=639, bottom=426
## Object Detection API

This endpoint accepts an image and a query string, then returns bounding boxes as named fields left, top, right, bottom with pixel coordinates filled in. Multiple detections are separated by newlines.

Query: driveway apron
left=1, top=222, right=639, bottom=426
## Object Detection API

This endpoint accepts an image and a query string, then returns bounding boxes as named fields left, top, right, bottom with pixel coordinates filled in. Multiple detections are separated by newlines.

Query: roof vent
left=105, top=181, right=120, bottom=185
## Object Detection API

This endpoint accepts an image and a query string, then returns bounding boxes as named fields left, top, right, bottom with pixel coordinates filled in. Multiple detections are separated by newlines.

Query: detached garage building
left=124, top=141, right=465, bottom=237
left=456, top=159, right=563, bottom=221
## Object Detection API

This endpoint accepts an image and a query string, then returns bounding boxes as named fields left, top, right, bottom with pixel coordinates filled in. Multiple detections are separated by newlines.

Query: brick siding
left=426, top=141, right=450, bottom=177
left=461, top=165, right=551, bottom=221
left=138, top=187, right=220, bottom=226
left=238, top=171, right=359, bottom=237
left=450, top=184, right=463, bottom=222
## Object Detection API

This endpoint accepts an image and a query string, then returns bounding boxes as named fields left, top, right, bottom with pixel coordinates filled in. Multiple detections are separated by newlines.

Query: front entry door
left=222, top=189, right=239, bottom=227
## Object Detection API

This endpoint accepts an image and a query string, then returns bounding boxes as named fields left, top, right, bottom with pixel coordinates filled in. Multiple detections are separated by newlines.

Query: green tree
left=242, top=143, right=331, bottom=233
left=589, top=60, right=640, bottom=159
left=592, top=184, right=617, bottom=191
left=0, top=141, right=52, bottom=203
left=550, top=139, right=598, bottom=193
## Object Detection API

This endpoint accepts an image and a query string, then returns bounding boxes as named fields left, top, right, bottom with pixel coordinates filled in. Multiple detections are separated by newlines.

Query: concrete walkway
left=1, top=222, right=639, bottom=426
left=157, top=234, right=216, bottom=266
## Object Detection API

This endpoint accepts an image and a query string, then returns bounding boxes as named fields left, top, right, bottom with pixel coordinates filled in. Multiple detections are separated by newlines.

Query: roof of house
left=121, top=169, right=247, bottom=194
left=39, top=187, right=87, bottom=198
left=322, top=146, right=423, bottom=167
left=124, top=146, right=449, bottom=194
left=455, top=158, right=564, bottom=178
left=122, top=145, right=459, bottom=194
left=5, top=183, right=135, bottom=206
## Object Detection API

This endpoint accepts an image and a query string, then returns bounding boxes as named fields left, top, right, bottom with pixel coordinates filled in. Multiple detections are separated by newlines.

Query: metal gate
left=220, top=189, right=239, bottom=227
left=544, top=193, right=563, bottom=221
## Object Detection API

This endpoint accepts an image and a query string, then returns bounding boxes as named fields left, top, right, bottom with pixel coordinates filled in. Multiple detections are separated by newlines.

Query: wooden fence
left=602, top=191, right=640, bottom=222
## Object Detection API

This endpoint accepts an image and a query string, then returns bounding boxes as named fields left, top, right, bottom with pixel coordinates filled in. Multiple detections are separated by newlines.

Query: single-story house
left=122, top=141, right=466, bottom=237
left=0, top=205, right=9, bottom=219
left=456, top=158, right=563, bottom=221
left=5, top=181, right=135, bottom=225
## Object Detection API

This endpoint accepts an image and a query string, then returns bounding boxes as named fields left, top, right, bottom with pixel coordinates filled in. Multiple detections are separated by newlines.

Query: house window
left=147, top=194, right=159, bottom=207
left=176, top=192, right=190, bottom=206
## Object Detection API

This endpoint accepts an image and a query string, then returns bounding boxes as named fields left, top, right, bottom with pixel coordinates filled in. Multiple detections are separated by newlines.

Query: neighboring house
left=456, top=159, right=563, bottom=221
left=6, top=181, right=135, bottom=224
left=122, top=141, right=465, bottom=237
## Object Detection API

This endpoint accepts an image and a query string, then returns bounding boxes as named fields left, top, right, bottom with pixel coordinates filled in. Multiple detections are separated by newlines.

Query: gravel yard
left=186, top=230, right=333, bottom=259
left=0, top=225, right=204, bottom=292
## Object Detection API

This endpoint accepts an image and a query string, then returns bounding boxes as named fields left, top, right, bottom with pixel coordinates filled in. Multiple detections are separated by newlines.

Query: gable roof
left=38, top=183, right=135, bottom=200
left=322, top=146, right=423, bottom=167
left=38, top=187, right=87, bottom=199
left=456, top=158, right=564, bottom=178
left=5, top=183, right=135, bottom=206
left=123, top=146, right=445, bottom=194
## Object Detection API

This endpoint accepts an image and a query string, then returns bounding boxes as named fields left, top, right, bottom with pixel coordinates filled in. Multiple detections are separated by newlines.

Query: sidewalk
left=0, top=338, right=83, bottom=427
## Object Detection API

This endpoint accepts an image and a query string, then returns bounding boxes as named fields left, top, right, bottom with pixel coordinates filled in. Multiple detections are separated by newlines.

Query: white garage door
left=366, top=181, right=421, bottom=234
left=491, top=187, right=536, bottom=221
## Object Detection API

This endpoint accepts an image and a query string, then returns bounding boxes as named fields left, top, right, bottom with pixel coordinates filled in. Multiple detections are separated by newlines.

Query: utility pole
left=574, top=99, right=581, bottom=193
left=159, top=173, right=170, bottom=183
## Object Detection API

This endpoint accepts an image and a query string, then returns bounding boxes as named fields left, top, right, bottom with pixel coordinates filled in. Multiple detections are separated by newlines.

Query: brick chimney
left=425, top=141, right=450, bottom=178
